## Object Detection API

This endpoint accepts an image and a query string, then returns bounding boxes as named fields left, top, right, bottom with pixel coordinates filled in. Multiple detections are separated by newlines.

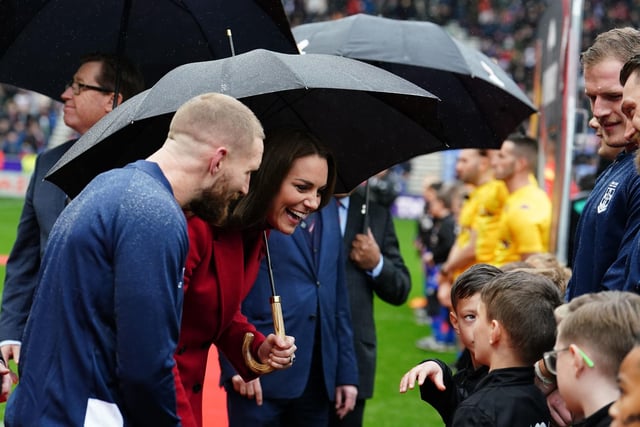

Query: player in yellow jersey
left=491, top=134, right=552, bottom=266
left=438, top=149, right=507, bottom=305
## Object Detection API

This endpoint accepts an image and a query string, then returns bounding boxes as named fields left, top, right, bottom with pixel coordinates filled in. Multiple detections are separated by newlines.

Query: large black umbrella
left=292, top=13, right=537, bottom=148
left=45, top=49, right=445, bottom=197
left=0, top=0, right=298, bottom=99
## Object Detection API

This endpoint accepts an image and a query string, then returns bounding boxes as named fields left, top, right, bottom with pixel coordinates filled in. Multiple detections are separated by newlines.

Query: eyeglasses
left=65, top=80, right=113, bottom=96
left=543, top=345, right=595, bottom=375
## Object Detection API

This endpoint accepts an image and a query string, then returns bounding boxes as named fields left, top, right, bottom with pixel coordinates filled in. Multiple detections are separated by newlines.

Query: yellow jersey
left=492, top=184, right=552, bottom=266
left=452, top=179, right=508, bottom=276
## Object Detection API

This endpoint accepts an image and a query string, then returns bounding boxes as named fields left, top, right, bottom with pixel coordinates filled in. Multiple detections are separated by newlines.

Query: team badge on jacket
left=597, top=181, right=619, bottom=214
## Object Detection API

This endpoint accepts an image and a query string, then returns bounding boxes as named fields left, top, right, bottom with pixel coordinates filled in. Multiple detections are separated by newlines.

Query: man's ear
left=209, top=147, right=227, bottom=174
left=450, top=311, right=460, bottom=335
left=516, top=156, right=529, bottom=173
left=105, top=92, right=124, bottom=112
left=489, top=319, right=501, bottom=345
left=479, top=155, right=492, bottom=172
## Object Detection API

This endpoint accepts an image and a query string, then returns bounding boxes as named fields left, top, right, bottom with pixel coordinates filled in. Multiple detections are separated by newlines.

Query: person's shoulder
left=187, top=215, right=212, bottom=235
left=96, top=166, right=179, bottom=216
left=512, top=185, right=550, bottom=208
left=617, top=151, right=640, bottom=176
left=38, top=139, right=76, bottom=160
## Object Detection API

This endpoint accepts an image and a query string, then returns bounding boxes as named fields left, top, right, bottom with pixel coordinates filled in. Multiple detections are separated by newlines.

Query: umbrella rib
left=177, top=0, right=220, bottom=58
left=263, top=90, right=314, bottom=129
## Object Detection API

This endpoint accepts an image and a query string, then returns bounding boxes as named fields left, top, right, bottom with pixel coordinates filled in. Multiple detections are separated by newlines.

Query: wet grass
left=363, top=218, right=455, bottom=427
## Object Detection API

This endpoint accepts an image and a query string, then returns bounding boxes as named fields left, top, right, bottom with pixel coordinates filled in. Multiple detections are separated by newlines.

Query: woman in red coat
left=175, top=129, right=337, bottom=427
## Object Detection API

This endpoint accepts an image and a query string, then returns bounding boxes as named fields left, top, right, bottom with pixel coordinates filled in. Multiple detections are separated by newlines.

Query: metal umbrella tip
left=226, top=29, right=236, bottom=57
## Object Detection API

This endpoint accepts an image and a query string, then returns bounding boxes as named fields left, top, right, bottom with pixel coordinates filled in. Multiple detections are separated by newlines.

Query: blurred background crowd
left=2, top=0, right=639, bottom=169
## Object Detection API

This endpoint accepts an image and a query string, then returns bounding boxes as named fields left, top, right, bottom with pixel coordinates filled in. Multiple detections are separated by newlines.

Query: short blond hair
left=581, top=27, right=640, bottom=68
left=558, top=291, right=640, bottom=378
left=169, top=92, right=264, bottom=153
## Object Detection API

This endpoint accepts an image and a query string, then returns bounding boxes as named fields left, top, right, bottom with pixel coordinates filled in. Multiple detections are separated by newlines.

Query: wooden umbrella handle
left=243, top=296, right=286, bottom=374
left=270, top=296, right=286, bottom=339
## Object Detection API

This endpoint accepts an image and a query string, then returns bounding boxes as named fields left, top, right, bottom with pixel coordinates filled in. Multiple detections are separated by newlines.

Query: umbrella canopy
left=292, top=13, right=537, bottom=148
left=46, top=49, right=446, bottom=197
left=0, top=0, right=298, bottom=99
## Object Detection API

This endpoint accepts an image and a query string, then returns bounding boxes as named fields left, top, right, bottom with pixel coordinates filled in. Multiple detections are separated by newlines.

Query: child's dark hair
left=450, top=264, right=503, bottom=310
left=481, top=271, right=563, bottom=365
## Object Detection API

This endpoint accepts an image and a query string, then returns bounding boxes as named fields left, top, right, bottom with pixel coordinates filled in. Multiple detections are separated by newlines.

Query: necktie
left=306, top=212, right=316, bottom=235
left=337, top=199, right=347, bottom=236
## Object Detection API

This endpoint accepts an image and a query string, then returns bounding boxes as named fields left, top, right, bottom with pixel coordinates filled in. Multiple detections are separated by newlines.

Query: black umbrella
left=45, top=49, right=445, bottom=197
left=0, top=0, right=298, bottom=99
left=292, top=13, right=537, bottom=149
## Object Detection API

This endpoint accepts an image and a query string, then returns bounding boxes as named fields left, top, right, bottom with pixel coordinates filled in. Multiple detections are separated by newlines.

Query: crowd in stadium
left=1, top=0, right=637, bottom=163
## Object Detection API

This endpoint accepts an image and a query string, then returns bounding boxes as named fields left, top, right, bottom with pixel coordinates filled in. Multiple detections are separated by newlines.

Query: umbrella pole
left=242, top=231, right=286, bottom=374
left=361, top=180, right=370, bottom=233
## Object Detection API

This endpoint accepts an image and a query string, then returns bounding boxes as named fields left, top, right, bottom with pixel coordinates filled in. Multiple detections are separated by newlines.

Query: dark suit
left=220, top=199, right=359, bottom=427
left=331, top=192, right=411, bottom=427
left=0, top=140, right=75, bottom=343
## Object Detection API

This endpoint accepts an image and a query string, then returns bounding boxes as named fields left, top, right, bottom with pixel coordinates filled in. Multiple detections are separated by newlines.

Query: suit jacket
left=0, top=140, right=75, bottom=342
left=174, top=216, right=267, bottom=427
left=342, top=192, right=411, bottom=399
left=220, top=199, right=359, bottom=400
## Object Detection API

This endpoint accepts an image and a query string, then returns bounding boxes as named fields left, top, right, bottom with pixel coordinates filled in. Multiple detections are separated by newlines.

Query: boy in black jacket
left=399, top=264, right=502, bottom=425
left=451, top=271, right=562, bottom=427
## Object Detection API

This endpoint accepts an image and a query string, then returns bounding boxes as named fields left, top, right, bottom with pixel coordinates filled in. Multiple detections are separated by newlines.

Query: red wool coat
left=174, top=216, right=267, bottom=427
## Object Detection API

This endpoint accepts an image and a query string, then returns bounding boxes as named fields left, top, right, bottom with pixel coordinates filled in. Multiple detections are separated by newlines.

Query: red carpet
left=202, top=346, right=228, bottom=427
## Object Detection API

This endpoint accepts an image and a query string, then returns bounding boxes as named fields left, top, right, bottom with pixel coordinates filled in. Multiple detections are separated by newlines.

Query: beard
left=189, top=176, right=242, bottom=227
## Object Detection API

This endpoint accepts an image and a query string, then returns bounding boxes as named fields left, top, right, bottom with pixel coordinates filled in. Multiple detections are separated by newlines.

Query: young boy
left=399, top=264, right=502, bottom=425
left=552, top=291, right=640, bottom=426
left=610, top=346, right=640, bottom=427
left=451, top=270, right=562, bottom=426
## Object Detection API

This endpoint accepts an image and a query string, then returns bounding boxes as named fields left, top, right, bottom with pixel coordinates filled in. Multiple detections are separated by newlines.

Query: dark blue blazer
left=0, top=140, right=74, bottom=342
left=220, top=199, right=359, bottom=399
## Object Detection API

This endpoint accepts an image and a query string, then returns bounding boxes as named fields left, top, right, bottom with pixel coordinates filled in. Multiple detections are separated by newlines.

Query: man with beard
left=4, top=93, right=296, bottom=427
left=174, top=129, right=333, bottom=427
left=566, top=27, right=640, bottom=300
left=491, top=134, right=551, bottom=266
left=437, top=149, right=506, bottom=306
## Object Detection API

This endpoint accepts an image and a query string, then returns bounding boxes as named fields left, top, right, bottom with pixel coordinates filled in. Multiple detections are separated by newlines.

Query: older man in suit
left=331, top=187, right=411, bottom=427
left=0, top=53, right=145, bottom=368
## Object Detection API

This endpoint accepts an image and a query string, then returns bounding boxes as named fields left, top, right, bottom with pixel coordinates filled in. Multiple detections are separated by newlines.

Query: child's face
left=427, top=197, right=444, bottom=217
left=610, top=347, right=640, bottom=427
left=423, top=187, right=436, bottom=203
left=553, top=338, right=579, bottom=416
left=471, top=299, right=492, bottom=367
left=450, top=293, right=481, bottom=354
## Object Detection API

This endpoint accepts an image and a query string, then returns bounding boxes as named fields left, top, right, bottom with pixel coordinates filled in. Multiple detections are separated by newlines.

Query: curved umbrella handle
left=242, top=296, right=286, bottom=374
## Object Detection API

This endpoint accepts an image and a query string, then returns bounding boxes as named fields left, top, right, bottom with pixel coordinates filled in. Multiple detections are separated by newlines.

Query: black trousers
left=328, top=398, right=366, bottom=427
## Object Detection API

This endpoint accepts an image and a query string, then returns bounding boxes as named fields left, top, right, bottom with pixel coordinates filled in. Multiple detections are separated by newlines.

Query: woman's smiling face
left=266, top=154, right=328, bottom=235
